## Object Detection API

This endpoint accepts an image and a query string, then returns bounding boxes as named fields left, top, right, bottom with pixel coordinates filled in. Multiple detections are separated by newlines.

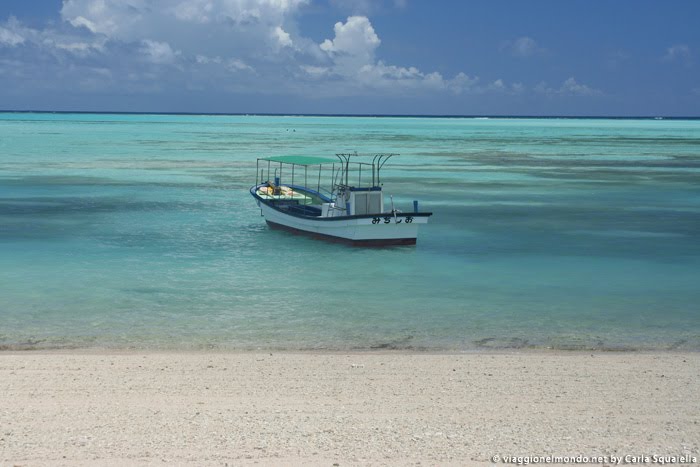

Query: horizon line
left=1, top=110, right=699, bottom=120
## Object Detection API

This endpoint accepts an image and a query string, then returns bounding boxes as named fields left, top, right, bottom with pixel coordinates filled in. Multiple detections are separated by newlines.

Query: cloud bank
left=0, top=0, right=604, bottom=110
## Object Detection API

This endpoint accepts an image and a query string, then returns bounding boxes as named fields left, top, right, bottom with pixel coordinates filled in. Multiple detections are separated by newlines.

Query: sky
left=0, top=0, right=698, bottom=116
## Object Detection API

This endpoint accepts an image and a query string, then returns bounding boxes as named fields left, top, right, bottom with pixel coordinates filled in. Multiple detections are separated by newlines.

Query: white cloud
left=447, top=72, right=479, bottom=94
left=536, top=77, right=602, bottom=97
left=513, top=37, right=536, bottom=57
left=320, top=16, right=380, bottom=60
left=61, top=0, right=128, bottom=37
left=502, top=36, right=544, bottom=58
left=168, top=0, right=308, bottom=25
left=561, top=77, right=601, bottom=96
left=195, top=54, right=253, bottom=74
left=663, top=44, right=692, bottom=65
left=60, top=0, right=308, bottom=56
left=273, top=26, right=293, bottom=48
left=53, top=0, right=317, bottom=79
left=0, top=17, right=26, bottom=47
left=196, top=55, right=222, bottom=65
left=53, top=40, right=101, bottom=54
left=0, top=27, right=25, bottom=47
left=488, top=79, right=505, bottom=91
left=300, top=65, right=331, bottom=78
left=0, top=15, right=104, bottom=57
left=140, top=40, right=180, bottom=64
left=316, top=16, right=476, bottom=95
left=68, top=15, right=99, bottom=33
left=356, top=61, right=440, bottom=89
left=226, top=58, right=254, bottom=72
left=172, top=1, right=216, bottom=24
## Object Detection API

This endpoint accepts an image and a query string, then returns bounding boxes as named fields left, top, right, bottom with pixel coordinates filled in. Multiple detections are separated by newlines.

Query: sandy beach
left=1, top=351, right=698, bottom=466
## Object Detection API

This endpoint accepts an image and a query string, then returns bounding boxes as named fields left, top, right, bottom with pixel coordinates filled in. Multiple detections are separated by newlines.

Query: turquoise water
left=1, top=113, right=699, bottom=351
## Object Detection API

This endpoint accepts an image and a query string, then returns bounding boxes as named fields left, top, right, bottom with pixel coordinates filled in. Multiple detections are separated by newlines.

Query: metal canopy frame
left=255, top=153, right=400, bottom=202
left=256, top=156, right=337, bottom=199
left=335, top=152, right=399, bottom=187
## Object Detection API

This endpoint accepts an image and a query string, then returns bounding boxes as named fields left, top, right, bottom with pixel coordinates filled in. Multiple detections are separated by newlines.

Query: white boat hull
left=256, top=198, right=430, bottom=246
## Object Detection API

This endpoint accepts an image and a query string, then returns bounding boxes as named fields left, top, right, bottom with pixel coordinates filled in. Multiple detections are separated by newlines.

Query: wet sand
left=1, top=351, right=699, bottom=466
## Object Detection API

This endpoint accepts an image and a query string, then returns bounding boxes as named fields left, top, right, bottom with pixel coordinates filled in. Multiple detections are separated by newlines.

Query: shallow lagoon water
left=1, top=114, right=699, bottom=350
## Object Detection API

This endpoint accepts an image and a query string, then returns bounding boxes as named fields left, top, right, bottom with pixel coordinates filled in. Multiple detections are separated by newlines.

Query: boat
left=250, top=153, right=432, bottom=246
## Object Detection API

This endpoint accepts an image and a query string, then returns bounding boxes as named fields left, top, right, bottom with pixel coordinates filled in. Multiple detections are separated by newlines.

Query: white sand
left=1, top=351, right=699, bottom=466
